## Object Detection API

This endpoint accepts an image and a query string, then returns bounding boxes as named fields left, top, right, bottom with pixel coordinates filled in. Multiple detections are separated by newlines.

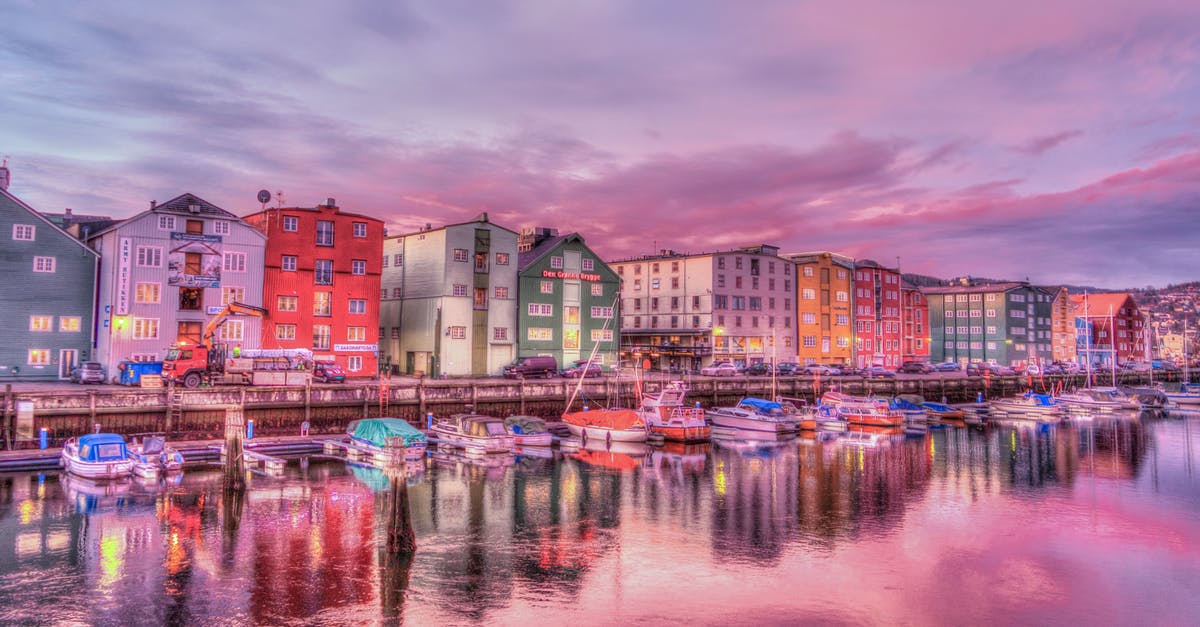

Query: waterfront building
left=243, top=198, right=384, bottom=377
left=379, top=213, right=518, bottom=377
left=516, top=228, right=621, bottom=370
left=609, top=245, right=797, bottom=372
left=781, top=251, right=854, bottom=367
left=1070, top=293, right=1145, bottom=367
left=922, top=280, right=1055, bottom=367
left=89, top=193, right=266, bottom=377
left=852, top=260, right=903, bottom=368
left=1043, top=286, right=1077, bottom=363
left=901, top=280, right=931, bottom=364
left=0, top=179, right=99, bottom=381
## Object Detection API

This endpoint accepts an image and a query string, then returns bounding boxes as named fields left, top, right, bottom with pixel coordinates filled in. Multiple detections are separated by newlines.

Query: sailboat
left=561, top=298, right=649, bottom=443
left=1166, top=320, right=1200, bottom=406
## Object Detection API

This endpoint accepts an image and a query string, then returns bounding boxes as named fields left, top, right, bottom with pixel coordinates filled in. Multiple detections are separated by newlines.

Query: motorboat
left=127, top=435, right=184, bottom=479
left=504, top=415, right=554, bottom=447
left=819, top=392, right=905, bottom=427
left=1121, top=386, right=1168, bottom=411
left=562, top=408, right=648, bottom=443
left=431, top=414, right=514, bottom=453
left=889, top=395, right=930, bottom=423
left=706, top=398, right=801, bottom=434
left=921, top=401, right=966, bottom=421
left=1165, top=382, right=1200, bottom=406
left=989, top=393, right=1063, bottom=422
left=1056, top=387, right=1140, bottom=412
left=60, top=433, right=134, bottom=479
left=345, top=418, right=429, bottom=464
left=638, top=381, right=710, bottom=442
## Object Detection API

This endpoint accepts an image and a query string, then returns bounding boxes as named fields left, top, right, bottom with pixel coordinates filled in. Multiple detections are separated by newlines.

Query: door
left=59, top=349, right=78, bottom=380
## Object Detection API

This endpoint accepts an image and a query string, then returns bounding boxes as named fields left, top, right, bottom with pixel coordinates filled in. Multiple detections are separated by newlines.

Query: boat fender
left=606, top=431, right=612, bottom=445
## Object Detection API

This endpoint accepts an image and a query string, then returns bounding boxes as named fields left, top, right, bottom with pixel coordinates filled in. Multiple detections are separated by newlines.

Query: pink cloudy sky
left=4, top=1, right=1200, bottom=288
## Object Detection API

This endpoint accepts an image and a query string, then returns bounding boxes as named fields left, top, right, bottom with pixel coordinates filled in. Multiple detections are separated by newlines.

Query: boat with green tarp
left=345, top=418, right=428, bottom=464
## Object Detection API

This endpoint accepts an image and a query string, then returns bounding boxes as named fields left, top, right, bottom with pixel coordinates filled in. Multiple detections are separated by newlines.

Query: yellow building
left=782, top=251, right=854, bottom=366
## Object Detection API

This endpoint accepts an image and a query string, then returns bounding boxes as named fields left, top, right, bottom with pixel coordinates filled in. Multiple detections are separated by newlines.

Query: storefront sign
left=116, top=237, right=132, bottom=315
left=541, top=270, right=602, bottom=282
left=334, top=344, right=378, bottom=352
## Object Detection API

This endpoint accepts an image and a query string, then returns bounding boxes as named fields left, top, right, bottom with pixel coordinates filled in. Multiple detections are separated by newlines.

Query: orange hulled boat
left=820, top=391, right=905, bottom=427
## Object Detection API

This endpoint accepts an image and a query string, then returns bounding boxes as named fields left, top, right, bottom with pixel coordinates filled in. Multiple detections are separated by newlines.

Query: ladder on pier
left=379, top=372, right=391, bottom=416
left=167, top=383, right=184, bottom=430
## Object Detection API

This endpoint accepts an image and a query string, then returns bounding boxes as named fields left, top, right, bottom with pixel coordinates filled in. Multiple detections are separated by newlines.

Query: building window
left=273, top=324, right=296, bottom=341
left=315, top=259, right=333, bottom=285
left=32, top=256, right=56, bottom=273
left=453, top=248, right=469, bottom=262
left=348, top=356, right=363, bottom=372
left=316, top=221, right=334, bottom=246
left=529, top=303, right=553, bottom=316
left=671, top=277, right=680, bottom=289
left=474, top=252, right=489, bottom=273
left=314, top=292, right=332, bottom=316
left=212, top=221, right=230, bottom=235
left=220, top=287, right=245, bottom=306
left=30, top=315, right=53, bottom=332
left=313, top=325, right=331, bottom=350
left=550, top=256, right=564, bottom=269
left=179, top=287, right=203, bottom=311
left=59, top=316, right=81, bottom=332
left=283, top=216, right=299, bottom=232
left=803, top=266, right=814, bottom=277
left=382, top=255, right=389, bottom=268
left=591, top=329, right=614, bottom=342
left=491, top=286, right=508, bottom=300
left=282, top=255, right=297, bottom=272
left=135, top=283, right=161, bottom=304
left=392, top=287, right=402, bottom=298
left=394, top=253, right=403, bottom=266
left=132, top=318, right=159, bottom=340
left=803, top=336, right=817, bottom=348
left=652, top=278, right=661, bottom=290
left=278, top=295, right=298, bottom=312
left=540, top=281, right=554, bottom=294
left=590, top=306, right=614, bottom=318
left=495, top=252, right=509, bottom=265
left=591, top=283, right=603, bottom=297
left=802, top=313, right=816, bottom=325
left=528, top=327, right=552, bottom=341
left=158, top=215, right=175, bottom=230
left=134, top=246, right=161, bottom=267
left=28, top=349, right=50, bottom=365
left=452, top=284, right=467, bottom=297
left=582, top=258, right=594, bottom=271
left=221, top=320, right=244, bottom=342
left=352, top=260, right=366, bottom=275
left=474, top=288, right=488, bottom=309
left=345, top=299, right=366, bottom=314
left=391, top=327, right=401, bottom=339
left=353, top=222, right=367, bottom=238
left=493, top=327, right=509, bottom=341
left=801, top=288, right=815, bottom=300
left=449, top=326, right=466, bottom=339
left=347, top=326, right=366, bottom=342
left=12, top=224, right=34, bottom=240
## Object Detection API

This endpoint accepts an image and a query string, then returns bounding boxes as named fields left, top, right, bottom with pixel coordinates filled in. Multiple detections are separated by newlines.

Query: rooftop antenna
left=275, top=190, right=284, bottom=208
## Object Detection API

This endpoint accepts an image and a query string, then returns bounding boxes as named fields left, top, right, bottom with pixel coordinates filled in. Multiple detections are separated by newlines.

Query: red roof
left=1069, top=293, right=1137, bottom=317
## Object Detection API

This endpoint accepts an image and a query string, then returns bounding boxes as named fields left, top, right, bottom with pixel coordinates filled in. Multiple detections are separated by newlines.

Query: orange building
left=781, top=251, right=854, bottom=366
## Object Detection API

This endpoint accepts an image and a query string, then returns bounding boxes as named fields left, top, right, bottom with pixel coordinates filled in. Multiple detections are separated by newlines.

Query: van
left=503, top=355, right=558, bottom=379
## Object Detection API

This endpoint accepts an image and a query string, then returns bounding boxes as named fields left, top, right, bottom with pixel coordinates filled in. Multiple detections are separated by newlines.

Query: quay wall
left=0, top=372, right=1187, bottom=449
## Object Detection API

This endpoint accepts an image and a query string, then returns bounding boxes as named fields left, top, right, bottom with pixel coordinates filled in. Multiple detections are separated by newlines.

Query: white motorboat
left=127, top=436, right=184, bottom=479
left=61, top=433, right=134, bottom=479
left=1165, top=383, right=1200, bottom=406
left=1056, top=387, right=1139, bottom=412
left=639, top=381, right=711, bottom=442
left=431, top=414, right=515, bottom=453
left=989, top=393, right=1063, bottom=422
left=706, top=398, right=801, bottom=433
left=504, top=415, right=554, bottom=447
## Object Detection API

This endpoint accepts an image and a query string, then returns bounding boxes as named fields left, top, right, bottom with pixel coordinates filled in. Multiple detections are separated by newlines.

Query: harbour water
left=1, top=415, right=1197, bottom=626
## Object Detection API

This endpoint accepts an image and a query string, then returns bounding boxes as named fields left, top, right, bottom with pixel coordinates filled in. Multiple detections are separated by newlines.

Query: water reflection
left=0, top=414, right=1196, bottom=625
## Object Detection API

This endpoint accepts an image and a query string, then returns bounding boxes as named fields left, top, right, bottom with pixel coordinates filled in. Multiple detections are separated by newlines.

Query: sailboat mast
left=1110, top=304, right=1116, bottom=387
left=1085, top=292, right=1092, bottom=386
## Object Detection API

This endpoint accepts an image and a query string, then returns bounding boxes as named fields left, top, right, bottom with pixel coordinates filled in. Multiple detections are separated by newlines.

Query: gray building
left=922, top=281, right=1055, bottom=368
left=0, top=180, right=99, bottom=381
left=380, top=213, right=519, bottom=377
left=89, top=193, right=266, bottom=376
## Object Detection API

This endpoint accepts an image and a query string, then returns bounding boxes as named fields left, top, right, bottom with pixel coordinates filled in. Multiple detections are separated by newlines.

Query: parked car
left=1151, top=360, right=1180, bottom=372
left=932, top=361, right=962, bottom=372
left=802, top=364, right=842, bottom=376
left=744, top=363, right=774, bottom=376
left=897, top=361, right=932, bottom=374
left=503, top=355, right=559, bottom=379
left=775, top=362, right=803, bottom=376
left=1118, top=361, right=1151, bottom=372
left=701, top=362, right=740, bottom=377
left=312, top=360, right=346, bottom=383
left=862, top=366, right=896, bottom=379
left=967, top=362, right=1014, bottom=377
left=561, top=359, right=602, bottom=378
left=70, top=361, right=106, bottom=384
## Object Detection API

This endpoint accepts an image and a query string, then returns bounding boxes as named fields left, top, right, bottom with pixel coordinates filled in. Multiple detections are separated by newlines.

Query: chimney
left=326, top=197, right=336, bottom=208
left=151, top=200, right=157, bottom=209
left=0, top=159, right=9, bottom=191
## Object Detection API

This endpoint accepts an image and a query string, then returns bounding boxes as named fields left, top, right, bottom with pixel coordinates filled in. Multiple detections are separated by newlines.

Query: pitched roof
left=387, top=211, right=518, bottom=239
left=518, top=232, right=575, bottom=271
left=920, top=282, right=1029, bottom=295
left=1069, top=293, right=1137, bottom=316
left=88, top=192, right=258, bottom=241
left=0, top=187, right=98, bottom=256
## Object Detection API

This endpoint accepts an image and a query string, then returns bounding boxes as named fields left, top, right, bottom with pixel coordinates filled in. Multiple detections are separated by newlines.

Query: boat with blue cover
left=61, top=433, right=135, bottom=479
left=345, top=418, right=429, bottom=464
left=706, top=398, right=801, bottom=434
left=990, top=392, right=1063, bottom=422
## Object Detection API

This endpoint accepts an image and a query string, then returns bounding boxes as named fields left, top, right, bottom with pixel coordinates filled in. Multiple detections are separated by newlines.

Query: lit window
left=347, top=327, right=366, bottom=341
left=133, top=318, right=160, bottom=340
left=135, top=283, right=161, bottom=303
left=221, top=287, right=245, bottom=306
left=527, top=327, right=553, bottom=341
left=276, top=324, right=297, bottom=340
left=495, top=286, right=509, bottom=299
left=277, top=295, right=298, bottom=312
left=449, top=326, right=466, bottom=339
left=540, top=281, right=553, bottom=294
left=313, top=292, right=331, bottom=316
left=312, top=325, right=331, bottom=349
left=591, top=284, right=603, bottom=296
left=30, top=315, right=53, bottom=332
left=28, top=349, right=50, bottom=365
left=495, top=253, right=509, bottom=265
left=60, top=317, right=81, bottom=332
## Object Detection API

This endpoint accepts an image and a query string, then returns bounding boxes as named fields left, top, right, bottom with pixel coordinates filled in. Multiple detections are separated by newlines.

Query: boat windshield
left=485, top=421, right=507, bottom=436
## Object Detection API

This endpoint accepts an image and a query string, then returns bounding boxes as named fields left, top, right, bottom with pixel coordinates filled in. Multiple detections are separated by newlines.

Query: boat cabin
left=77, top=433, right=129, bottom=462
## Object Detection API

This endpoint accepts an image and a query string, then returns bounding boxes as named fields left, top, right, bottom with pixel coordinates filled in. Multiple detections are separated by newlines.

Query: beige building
left=610, top=245, right=797, bottom=372
left=781, top=251, right=854, bottom=366
left=1044, top=286, right=1076, bottom=363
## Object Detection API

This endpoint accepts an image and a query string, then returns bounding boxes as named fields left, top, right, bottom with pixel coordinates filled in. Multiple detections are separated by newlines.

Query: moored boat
left=706, top=398, right=801, bottom=433
left=431, top=414, right=514, bottom=453
left=127, top=436, right=184, bottom=479
left=989, top=393, right=1063, bottom=422
left=1056, top=387, right=1140, bottom=412
left=504, top=415, right=554, bottom=447
left=921, top=401, right=965, bottom=421
left=639, top=381, right=710, bottom=442
left=562, top=408, right=649, bottom=443
left=1165, top=382, right=1200, bottom=406
left=820, top=391, right=905, bottom=427
left=346, top=417, right=429, bottom=464
left=61, top=433, right=134, bottom=479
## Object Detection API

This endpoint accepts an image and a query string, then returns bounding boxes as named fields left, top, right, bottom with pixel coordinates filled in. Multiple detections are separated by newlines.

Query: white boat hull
left=346, top=438, right=428, bottom=464
left=707, top=411, right=797, bottom=433
left=511, top=432, right=553, bottom=447
left=61, top=454, right=133, bottom=480
left=1165, top=394, right=1200, bottom=406
left=432, top=429, right=514, bottom=453
left=565, top=423, right=648, bottom=443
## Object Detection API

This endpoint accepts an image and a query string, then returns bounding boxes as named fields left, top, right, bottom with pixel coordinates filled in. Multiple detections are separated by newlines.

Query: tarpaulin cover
left=562, top=409, right=643, bottom=429
left=351, top=418, right=427, bottom=448
left=504, top=415, right=548, bottom=435
left=736, top=398, right=784, bottom=413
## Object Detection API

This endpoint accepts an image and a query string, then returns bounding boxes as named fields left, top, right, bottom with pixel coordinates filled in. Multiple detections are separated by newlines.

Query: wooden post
left=304, top=382, right=313, bottom=426
left=224, top=405, right=246, bottom=491
left=3, top=384, right=11, bottom=451
left=363, top=384, right=370, bottom=419
left=519, top=379, right=526, bottom=414
left=417, top=380, right=426, bottom=417
left=386, top=467, right=416, bottom=554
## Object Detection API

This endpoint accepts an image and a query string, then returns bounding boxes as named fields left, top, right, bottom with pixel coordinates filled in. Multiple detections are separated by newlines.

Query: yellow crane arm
left=202, top=301, right=267, bottom=347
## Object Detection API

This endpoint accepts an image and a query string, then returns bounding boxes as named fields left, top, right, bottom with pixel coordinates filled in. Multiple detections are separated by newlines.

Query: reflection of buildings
left=709, top=441, right=801, bottom=564
left=1074, top=417, right=1148, bottom=481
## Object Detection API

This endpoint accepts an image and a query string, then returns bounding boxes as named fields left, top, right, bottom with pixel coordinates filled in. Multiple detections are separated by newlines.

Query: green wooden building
left=922, top=281, right=1055, bottom=368
left=517, top=229, right=621, bottom=371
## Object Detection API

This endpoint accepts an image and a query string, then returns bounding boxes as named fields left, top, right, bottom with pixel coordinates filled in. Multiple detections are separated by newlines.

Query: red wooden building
left=243, top=198, right=383, bottom=377
left=1069, top=293, right=1146, bottom=366
left=853, top=260, right=903, bottom=368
